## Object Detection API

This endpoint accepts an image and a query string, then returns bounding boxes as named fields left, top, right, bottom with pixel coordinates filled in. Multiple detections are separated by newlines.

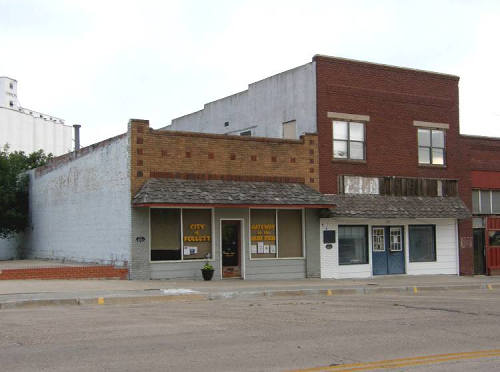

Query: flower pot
left=201, top=268, right=214, bottom=281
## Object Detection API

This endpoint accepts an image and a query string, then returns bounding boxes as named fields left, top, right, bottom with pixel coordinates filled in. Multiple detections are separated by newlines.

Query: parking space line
left=288, top=349, right=500, bottom=372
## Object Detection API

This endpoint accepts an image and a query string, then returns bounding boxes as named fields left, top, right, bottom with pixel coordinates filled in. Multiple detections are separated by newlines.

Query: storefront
left=132, top=177, right=334, bottom=280
left=318, top=194, right=470, bottom=279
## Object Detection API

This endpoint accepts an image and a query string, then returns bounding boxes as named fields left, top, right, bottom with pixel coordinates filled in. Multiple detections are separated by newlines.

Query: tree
left=0, top=145, right=52, bottom=238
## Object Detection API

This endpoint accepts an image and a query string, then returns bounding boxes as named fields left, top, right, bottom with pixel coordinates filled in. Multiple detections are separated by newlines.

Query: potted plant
left=201, top=261, right=214, bottom=281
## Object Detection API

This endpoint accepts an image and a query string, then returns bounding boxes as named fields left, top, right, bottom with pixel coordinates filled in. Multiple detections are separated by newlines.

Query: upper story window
left=418, top=128, right=445, bottom=165
left=333, top=121, right=365, bottom=160
left=282, top=120, right=297, bottom=139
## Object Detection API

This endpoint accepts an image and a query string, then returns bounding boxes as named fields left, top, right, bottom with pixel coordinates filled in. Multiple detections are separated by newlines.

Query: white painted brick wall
left=24, top=135, right=131, bottom=265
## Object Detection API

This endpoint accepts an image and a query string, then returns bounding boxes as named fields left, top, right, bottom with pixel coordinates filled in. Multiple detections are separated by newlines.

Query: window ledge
left=332, top=158, right=367, bottom=164
left=418, top=164, right=447, bottom=169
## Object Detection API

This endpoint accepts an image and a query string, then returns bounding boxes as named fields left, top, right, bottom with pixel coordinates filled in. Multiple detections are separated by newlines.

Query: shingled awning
left=321, top=194, right=471, bottom=219
left=133, top=178, right=335, bottom=208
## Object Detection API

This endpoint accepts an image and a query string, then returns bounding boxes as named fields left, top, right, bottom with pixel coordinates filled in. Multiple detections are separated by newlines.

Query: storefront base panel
left=320, top=218, right=459, bottom=279
left=245, top=259, right=306, bottom=280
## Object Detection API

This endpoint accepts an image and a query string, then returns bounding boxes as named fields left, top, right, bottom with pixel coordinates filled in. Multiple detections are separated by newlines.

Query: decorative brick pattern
left=129, top=120, right=319, bottom=196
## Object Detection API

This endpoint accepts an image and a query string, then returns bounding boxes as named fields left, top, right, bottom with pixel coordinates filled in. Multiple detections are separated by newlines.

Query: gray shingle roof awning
left=133, top=178, right=335, bottom=208
left=321, top=194, right=471, bottom=219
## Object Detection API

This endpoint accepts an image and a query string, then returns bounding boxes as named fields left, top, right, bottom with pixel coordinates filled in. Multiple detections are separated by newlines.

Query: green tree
left=0, top=145, right=52, bottom=238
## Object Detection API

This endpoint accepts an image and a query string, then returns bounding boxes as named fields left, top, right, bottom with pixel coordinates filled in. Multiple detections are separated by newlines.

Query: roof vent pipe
left=73, top=124, right=81, bottom=151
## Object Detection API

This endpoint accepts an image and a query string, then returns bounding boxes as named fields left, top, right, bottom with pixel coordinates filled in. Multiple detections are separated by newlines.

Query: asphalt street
left=1, top=289, right=499, bottom=371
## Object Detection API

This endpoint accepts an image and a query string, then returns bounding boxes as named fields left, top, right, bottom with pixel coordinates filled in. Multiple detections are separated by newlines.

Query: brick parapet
left=129, top=120, right=319, bottom=196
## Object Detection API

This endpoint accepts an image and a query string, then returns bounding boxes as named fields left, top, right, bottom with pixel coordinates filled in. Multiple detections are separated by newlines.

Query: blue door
left=372, top=226, right=405, bottom=275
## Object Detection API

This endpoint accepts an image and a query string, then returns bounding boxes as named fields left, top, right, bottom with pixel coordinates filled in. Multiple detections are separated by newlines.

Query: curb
left=0, top=283, right=496, bottom=310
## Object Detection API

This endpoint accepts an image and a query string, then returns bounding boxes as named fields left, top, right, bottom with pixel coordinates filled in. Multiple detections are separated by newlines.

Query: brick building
left=167, top=55, right=498, bottom=279
left=22, top=55, right=499, bottom=280
left=24, top=120, right=334, bottom=280
left=460, top=135, right=500, bottom=275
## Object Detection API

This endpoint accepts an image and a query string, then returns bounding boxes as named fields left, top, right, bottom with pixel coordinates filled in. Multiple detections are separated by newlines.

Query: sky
left=1, top=0, right=499, bottom=147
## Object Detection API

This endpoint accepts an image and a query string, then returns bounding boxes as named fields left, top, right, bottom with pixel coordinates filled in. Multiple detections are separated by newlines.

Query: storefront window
left=250, top=209, right=277, bottom=258
left=250, top=209, right=304, bottom=259
left=150, top=208, right=212, bottom=261
left=277, top=210, right=303, bottom=258
left=151, top=209, right=181, bottom=261
left=409, top=225, right=436, bottom=262
left=489, top=231, right=500, bottom=246
left=338, top=225, right=368, bottom=265
left=182, top=209, right=212, bottom=260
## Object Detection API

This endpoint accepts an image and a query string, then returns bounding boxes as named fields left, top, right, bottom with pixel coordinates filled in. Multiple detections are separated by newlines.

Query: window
left=472, top=190, right=480, bottom=214
left=150, top=208, right=212, bottom=261
left=240, top=130, right=252, bottom=136
left=372, top=227, right=385, bottom=252
left=339, top=225, right=368, bottom=265
left=277, top=210, right=302, bottom=258
left=250, top=209, right=303, bottom=259
left=9, top=101, right=13, bottom=107
left=333, top=121, right=365, bottom=160
left=473, top=190, right=500, bottom=214
left=409, top=225, right=436, bottom=262
left=492, top=191, right=500, bottom=214
left=151, top=209, right=181, bottom=261
left=224, top=121, right=229, bottom=127
left=418, top=128, right=445, bottom=165
left=9, top=82, right=13, bottom=89
left=182, top=209, right=212, bottom=260
left=282, top=120, right=297, bottom=139
left=489, top=231, right=500, bottom=246
left=390, top=227, right=402, bottom=252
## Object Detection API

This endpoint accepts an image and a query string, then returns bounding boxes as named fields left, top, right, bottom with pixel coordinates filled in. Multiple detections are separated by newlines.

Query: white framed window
left=389, top=227, right=402, bottom=252
left=249, top=209, right=304, bottom=259
left=418, top=128, right=445, bottom=165
left=372, top=227, right=385, bottom=252
left=339, top=225, right=369, bottom=265
left=150, top=208, right=213, bottom=262
left=409, top=225, right=436, bottom=262
left=333, top=121, right=365, bottom=160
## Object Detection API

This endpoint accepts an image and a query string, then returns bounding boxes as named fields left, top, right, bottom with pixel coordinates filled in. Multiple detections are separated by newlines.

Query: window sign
left=250, top=209, right=277, bottom=258
left=182, top=209, right=212, bottom=260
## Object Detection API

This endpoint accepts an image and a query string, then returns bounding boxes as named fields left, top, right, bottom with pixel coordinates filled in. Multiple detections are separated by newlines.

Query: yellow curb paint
left=413, top=286, right=418, bottom=294
left=487, top=284, right=493, bottom=290
left=288, top=349, right=500, bottom=372
left=97, top=297, right=105, bottom=305
left=327, top=290, right=332, bottom=296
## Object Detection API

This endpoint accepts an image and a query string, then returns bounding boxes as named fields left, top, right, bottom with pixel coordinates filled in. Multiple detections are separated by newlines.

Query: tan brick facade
left=129, top=119, right=319, bottom=196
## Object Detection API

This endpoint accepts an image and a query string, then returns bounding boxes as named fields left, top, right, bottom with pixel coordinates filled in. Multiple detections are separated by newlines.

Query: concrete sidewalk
left=1, top=275, right=499, bottom=309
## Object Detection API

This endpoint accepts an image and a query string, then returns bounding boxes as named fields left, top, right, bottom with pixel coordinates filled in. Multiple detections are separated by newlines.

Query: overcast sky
left=1, top=0, right=499, bottom=147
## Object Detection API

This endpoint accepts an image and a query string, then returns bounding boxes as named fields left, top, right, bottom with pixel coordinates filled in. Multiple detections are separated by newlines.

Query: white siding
left=320, top=218, right=458, bottom=279
left=24, top=135, right=131, bottom=265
